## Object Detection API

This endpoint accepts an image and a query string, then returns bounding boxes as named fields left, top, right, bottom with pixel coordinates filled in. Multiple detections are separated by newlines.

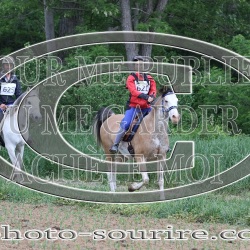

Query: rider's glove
left=138, top=93, right=149, bottom=100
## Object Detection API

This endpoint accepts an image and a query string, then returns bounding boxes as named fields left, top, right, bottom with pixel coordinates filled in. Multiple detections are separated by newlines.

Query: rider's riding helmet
left=132, top=55, right=144, bottom=62
left=2, top=56, right=15, bottom=73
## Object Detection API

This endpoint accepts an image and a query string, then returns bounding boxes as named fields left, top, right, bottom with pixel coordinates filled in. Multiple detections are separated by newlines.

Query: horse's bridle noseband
left=162, top=92, right=178, bottom=116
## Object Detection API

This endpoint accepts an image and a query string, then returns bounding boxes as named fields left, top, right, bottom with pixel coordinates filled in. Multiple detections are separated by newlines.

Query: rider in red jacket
left=126, top=72, right=156, bottom=109
left=110, top=55, right=157, bottom=153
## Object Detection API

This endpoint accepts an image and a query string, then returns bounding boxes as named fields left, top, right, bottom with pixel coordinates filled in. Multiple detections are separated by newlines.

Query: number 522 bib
left=0, top=82, right=16, bottom=96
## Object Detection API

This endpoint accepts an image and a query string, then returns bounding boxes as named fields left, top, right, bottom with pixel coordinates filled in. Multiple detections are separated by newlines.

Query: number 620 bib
left=0, top=82, right=16, bottom=96
left=135, top=80, right=150, bottom=94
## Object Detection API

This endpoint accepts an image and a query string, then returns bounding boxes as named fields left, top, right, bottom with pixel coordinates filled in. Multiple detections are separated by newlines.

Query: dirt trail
left=0, top=201, right=249, bottom=250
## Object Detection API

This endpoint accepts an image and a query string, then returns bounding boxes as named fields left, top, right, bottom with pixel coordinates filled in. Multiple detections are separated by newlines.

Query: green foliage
left=0, top=0, right=44, bottom=54
left=228, top=34, right=250, bottom=56
left=63, top=45, right=122, bottom=67
left=59, top=83, right=129, bottom=128
left=192, top=84, right=250, bottom=134
left=91, top=2, right=120, bottom=17
left=137, top=18, right=174, bottom=33
left=58, top=44, right=129, bottom=129
left=16, top=57, right=48, bottom=88
left=166, top=0, right=250, bottom=44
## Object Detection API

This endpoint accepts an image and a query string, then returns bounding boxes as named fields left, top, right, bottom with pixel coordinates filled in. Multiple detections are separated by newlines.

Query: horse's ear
left=159, top=86, right=166, bottom=94
left=26, top=87, right=30, bottom=92
left=159, top=85, right=172, bottom=95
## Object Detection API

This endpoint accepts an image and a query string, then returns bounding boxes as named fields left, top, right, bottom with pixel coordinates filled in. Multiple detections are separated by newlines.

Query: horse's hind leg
left=6, top=145, right=20, bottom=169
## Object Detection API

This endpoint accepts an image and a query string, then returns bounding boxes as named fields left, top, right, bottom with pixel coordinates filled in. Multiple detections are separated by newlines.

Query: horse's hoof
left=128, top=184, right=135, bottom=192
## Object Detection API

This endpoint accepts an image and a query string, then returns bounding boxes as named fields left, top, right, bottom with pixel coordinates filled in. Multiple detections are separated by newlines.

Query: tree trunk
left=132, top=2, right=140, bottom=30
left=120, top=0, right=138, bottom=60
left=43, top=0, right=55, bottom=53
left=155, top=0, right=169, bottom=13
left=139, top=0, right=154, bottom=58
left=58, top=1, right=83, bottom=37
left=57, top=1, right=83, bottom=60
left=140, top=0, right=169, bottom=58
left=44, top=0, right=55, bottom=41
left=140, top=44, right=153, bottom=58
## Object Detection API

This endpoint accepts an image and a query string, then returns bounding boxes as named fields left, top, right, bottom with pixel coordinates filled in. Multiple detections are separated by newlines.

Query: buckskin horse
left=94, top=87, right=180, bottom=192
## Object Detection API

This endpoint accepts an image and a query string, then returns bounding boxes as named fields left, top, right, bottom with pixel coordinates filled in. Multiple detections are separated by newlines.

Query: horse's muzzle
left=32, top=114, right=42, bottom=123
left=171, top=114, right=180, bottom=124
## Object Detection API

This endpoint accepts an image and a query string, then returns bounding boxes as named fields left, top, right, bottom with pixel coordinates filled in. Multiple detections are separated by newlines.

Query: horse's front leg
left=128, top=156, right=149, bottom=192
left=107, top=171, right=116, bottom=192
left=6, top=144, right=20, bottom=170
left=16, top=143, right=25, bottom=170
left=106, top=157, right=116, bottom=192
left=106, top=154, right=125, bottom=192
left=5, top=143, right=22, bottom=182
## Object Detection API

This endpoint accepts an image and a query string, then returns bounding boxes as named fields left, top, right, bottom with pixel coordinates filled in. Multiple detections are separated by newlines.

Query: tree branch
left=131, top=7, right=148, bottom=14
left=52, top=7, right=84, bottom=11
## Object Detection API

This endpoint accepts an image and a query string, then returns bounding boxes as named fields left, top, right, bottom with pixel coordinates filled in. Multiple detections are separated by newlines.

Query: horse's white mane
left=9, top=88, right=38, bottom=116
left=12, top=92, right=27, bottom=106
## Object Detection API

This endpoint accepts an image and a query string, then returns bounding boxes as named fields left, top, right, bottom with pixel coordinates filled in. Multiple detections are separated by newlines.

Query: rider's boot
left=0, top=111, right=5, bottom=147
left=109, top=127, right=126, bottom=154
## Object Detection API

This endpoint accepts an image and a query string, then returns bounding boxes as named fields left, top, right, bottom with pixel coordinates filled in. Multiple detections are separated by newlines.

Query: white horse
left=1, top=88, right=41, bottom=176
left=94, top=87, right=180, bottom=192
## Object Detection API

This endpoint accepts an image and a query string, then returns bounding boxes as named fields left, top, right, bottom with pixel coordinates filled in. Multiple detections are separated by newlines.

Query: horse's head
left=24, top=88, right=42, bottom=123
left=161, top=87, right=180, bottom=124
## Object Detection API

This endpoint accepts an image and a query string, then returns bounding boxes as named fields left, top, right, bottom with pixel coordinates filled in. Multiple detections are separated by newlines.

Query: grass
left=0, top=131, right=249, bottom=226
left=0, top=176, right=249, bottom=226
left=59, top=132, right=250, bottom=189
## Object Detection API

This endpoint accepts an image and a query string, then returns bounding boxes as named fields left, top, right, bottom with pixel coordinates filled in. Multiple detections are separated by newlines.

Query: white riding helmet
left=2, top=56, right=15, bottom=65
left=2, top=56, right=15, bottom=73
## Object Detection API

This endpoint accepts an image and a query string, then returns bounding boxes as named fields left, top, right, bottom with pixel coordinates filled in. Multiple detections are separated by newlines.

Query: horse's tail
left=93, top=107, right=115, bottom=147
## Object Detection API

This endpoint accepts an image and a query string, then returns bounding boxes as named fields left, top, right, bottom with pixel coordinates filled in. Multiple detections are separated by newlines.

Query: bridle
left=161, top=92, right=178, bottom=117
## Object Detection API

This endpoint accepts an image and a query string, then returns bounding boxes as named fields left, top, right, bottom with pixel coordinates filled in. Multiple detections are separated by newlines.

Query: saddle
left=122, top=112, right=146, bottom=143
left=121, top=112, right=148, bottom=156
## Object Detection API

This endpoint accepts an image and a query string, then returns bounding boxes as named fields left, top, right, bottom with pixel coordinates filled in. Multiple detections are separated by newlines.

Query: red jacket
left=126, top=73, right=157, bottom=109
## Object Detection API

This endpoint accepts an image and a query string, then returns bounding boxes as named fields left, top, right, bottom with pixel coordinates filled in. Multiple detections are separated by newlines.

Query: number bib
left=135, top=80, right=150, bottom=94
left=0, top=82, right=16, bottom=96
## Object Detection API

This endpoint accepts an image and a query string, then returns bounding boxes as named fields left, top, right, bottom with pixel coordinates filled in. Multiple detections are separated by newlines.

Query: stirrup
left=109, top=144, right=119, bottom=153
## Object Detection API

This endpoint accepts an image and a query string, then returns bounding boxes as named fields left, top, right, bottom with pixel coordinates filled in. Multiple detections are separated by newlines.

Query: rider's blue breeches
left=120, top=107, right=151, bottom=131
